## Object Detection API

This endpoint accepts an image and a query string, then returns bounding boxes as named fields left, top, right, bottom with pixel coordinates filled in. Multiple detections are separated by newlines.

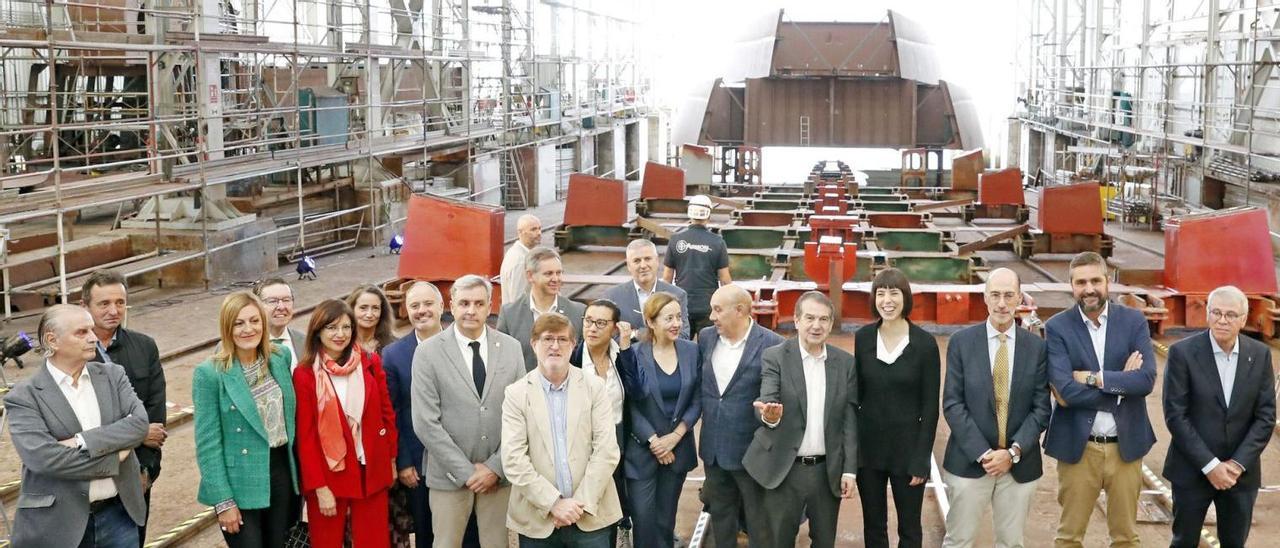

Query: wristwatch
left=1085, top=373, right=1098, bottom=387
left=1008, top=446, right=1021, bottom=464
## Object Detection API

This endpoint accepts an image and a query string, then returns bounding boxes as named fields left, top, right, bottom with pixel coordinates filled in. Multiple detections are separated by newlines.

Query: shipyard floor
left=0, top=184, right=1278, bottom=547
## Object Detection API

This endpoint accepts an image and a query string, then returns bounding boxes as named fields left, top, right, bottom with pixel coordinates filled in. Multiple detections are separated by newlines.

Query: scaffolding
left=0, top=0, right=653, bottom=318
left=1014, top=0, right=1280, bottom=220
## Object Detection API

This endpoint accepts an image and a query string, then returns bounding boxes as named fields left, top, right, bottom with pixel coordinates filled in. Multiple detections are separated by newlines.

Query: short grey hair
left=451, top=275, right=493, bottom=301
left=36, top=304, right=89, bottom=357
left=794, top=291, right=834, bottom=317
left=626, top=239, right=658, bottom=256
left=524, top=246, right=561, bottom=274
left=405, top=280, right=442, bottom=301
left=1207, top=285, right=1248, bottom=315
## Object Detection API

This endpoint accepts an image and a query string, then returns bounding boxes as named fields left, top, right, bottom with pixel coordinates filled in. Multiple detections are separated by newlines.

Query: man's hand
left=142, top=423, right=167, bottom=449
left=398, top=466, right=421, bottom=488
left=465, top=463, right=500, bottom=494
left=1207, top=462, right=1238, bottom=490
left=1072, top=370, right=1091, bottom=384
left=981, top=450, right=1013, bottom=477
left=141, top=469, right=152, bottom=492
left=57, top=438, right=78, bottom=448
left=657, top=452, right=675, bottom=466
left=1226, top=460, right=1245, bottom=481
left=753, top=401, right=784, bottom=424
left=316, top=486, right=337, bottom=516
left=840, top=476, right=856, bottom=499
left=908, top=476, right=927, bottom=487
left=1050, top=386, right=1067, bottom=407
left=550, top=498, right=586, bottom=527
left=617, top=322, right=634, bottom=351
left=1123, top=351, right=1142, bottom=372
left=117, top=449, right=130, bottom=462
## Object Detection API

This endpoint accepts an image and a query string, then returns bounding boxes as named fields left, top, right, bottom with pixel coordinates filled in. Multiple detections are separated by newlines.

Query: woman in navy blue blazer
left=625, top=291, right=702, bottom=548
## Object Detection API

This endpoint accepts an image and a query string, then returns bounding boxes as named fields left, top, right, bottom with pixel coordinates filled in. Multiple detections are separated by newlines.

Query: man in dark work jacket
left=82, top=270, right=166, bottom=546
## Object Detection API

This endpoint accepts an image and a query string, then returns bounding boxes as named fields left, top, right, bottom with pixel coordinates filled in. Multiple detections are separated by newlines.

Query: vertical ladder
left=799, top=115, right=811, bottom=146
left=501, top=149, right=528, bottom=210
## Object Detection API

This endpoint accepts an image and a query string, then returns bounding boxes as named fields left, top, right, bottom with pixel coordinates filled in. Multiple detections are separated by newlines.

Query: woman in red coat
left=294, top=299, right=398, bottom=548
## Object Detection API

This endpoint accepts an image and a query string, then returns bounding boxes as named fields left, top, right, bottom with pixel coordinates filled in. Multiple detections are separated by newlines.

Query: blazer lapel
left=787, top=341, right=808, bottom=421
left=87, top=363, right=117, bottom=422
left=976, top=329, right=998, bottom=412
left=1070, top=307, right=1102, bottom=371
left=722, top=327, right=761, bottom=395
left=674, top=344, right=696, bottom=418
left=444, top=327, right=480, bottom=400
left=701, top=332, right=723, bottom=394
left=1228, top=344, right=1258, bottom=414
left=565, top=369, right=586, bottom=454
left=1195, top=334, right=1229, bottom=411
left=822, top=344, right=840, bottom=425
left=482, top=329, right=508, bottom=402
left=640, top=344, right=668, bottom=413
left=33, top=365, right=83, bottom=434
left=224, top=359, right=269, bottom=439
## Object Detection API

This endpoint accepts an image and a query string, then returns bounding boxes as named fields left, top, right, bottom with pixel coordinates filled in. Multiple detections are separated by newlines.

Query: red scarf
left=314, top=345, right=365, bottom=472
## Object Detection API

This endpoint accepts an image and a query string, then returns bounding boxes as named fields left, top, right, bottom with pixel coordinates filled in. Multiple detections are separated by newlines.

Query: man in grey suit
left=6, top=305, right=149, bottom=548
left=413, top=274, right=525, bottom=547
left=603, top=239, right=690, bottom=339
left=941, top=268, right=1050, bottom=548
left=255, top=277, right=305, bottom=371
left=497, top=246, right=586, bottom=370
left=743, top=291, right=858, bottom=548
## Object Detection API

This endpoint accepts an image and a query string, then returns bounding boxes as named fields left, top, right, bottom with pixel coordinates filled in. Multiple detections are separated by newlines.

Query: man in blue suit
left=1044, top=252, right=1156, bottom=548
left=604, top=239, right=691, bottom=339
left=698, top=285, right=783, bottom=548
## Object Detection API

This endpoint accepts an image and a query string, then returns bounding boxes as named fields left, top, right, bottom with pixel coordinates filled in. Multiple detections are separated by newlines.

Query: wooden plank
left=913, top=198, right=973, bottom=212
left=956, top=224, right=1029, bottom=255
left=635, top=216, right=675, bottom=240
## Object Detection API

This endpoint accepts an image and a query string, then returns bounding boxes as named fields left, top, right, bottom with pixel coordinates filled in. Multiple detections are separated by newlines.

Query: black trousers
left=628, top=467, right=687, bottom=548
left=609, top=423, right=631, bottom=546
left=702, top=464, right=771, bottom=548
left=857, top=466, right=925, bottom=548
left=764, top=460, right=841, bottom=548
left=1170, top=480, right=1258, bottom=548
left=223, top=446, right=298, bottom=548
left=137, top=484, right=150, bottom=547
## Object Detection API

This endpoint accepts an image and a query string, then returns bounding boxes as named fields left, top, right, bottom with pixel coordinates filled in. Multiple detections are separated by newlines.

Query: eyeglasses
left=537, top=336, right=572, bottom=348
left=1209, top=309, right=1243, bottom=322
left=264, top=297, right=294, bottom=307
left=583, top=318, right=614, bottom=329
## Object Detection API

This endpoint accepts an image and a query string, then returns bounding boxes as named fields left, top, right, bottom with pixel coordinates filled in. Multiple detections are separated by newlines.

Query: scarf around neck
left=314, top=345, right=366, bottom=472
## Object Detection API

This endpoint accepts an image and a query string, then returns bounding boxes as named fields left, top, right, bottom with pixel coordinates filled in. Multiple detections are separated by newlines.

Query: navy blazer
left=1044, top=302, right=1157, bottom=464
left=697, top=323, right=784, bottom=470
left=384, top=333, right=425, bottom=470
left=602, top=281, right=691, bottom=339
left=624, top=339, right=702, bottom=479
left=941, top=323, right=1051, bottom=483
left=1162, top=331, right=1276, bottom=488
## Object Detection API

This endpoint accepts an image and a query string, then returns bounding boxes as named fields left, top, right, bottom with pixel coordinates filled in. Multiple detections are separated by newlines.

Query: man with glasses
left=502, top=312, right=622, bottom=547
left=1162, top=285, right=1275, bottom=548
left=254, top=277, right=304, bottom=371
left=604, top=239, right=690, bottom=339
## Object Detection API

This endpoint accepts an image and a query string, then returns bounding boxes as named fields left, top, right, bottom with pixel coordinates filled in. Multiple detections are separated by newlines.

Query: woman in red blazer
left=293, top=299, right=398, bottom=548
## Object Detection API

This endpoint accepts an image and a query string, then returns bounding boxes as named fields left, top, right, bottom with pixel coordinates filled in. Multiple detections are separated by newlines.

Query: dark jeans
left=78, top=497, right=139, bottom=548
left=518, top=525, right=614, bottom=548
left=223, top=445, right=298, bottom=548
left=858, top=466, right=925, bottom=548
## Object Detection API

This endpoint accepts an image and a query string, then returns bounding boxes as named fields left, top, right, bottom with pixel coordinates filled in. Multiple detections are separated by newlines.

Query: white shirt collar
left=799, top=341, right=827, bottom=362
left=719, top=322, right=753, bottom=349
left=47, top=361, right=89, bottom=388
left=634, top=279, right=658, bottom=296
left=582, top=339, right=620, bottom=369
left=529, top=293, right=557, bottom=316
left=1209, top=333, right=1239, bottom=357
left=458, top=325, right=488, bottom=347
left=985, top=320, right=1016, bottom=342
left=1079, top=302, right=1109, bottom=328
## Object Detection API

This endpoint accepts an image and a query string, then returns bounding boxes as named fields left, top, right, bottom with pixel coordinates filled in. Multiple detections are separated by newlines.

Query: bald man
left=697, top=285, right=784, bottom=547
left=941, top=268, right=1050, bottom=548
left=501, top=214, right=542, bottom=306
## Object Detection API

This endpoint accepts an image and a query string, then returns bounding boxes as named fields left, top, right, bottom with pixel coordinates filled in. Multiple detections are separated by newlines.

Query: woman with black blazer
left=625, top=292, right=701, bottom=548
left=854, top=268, right=941, bottom=548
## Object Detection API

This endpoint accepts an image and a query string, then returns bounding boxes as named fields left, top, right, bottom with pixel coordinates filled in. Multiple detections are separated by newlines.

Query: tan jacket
left=501, top=367, right=622, bottom=538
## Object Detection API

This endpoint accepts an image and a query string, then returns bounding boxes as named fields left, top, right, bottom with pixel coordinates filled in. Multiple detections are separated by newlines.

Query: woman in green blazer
left=194, top=291, right=299, bottom=547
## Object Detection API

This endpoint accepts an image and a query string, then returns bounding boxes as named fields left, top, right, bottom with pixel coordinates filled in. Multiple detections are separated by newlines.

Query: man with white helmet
left=662, top=195, right=732, bottom=336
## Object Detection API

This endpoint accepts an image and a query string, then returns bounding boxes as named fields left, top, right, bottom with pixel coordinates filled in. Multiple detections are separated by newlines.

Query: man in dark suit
left=941, top=268, right=1050, bottom=547
left=698, top=285, right=784, bottom=548
left=743, top=291, right=857, bottom=548
left=497, top=246, right=586, bottom=370
left=604, top=239, right=690, bottom=339
left=80, top=270, right=165, bottom=546
left=1163, top=285, right=1276, bottom=548
left=1044, top=252, right=1156, bottom=548
left=254, top=277, right=305, bottom=371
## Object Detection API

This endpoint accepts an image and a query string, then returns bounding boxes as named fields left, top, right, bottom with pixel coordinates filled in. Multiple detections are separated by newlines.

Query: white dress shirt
left=634, top=280, right=656, bottom=314
left=529, top=294, right=556, bottom=320
left=329, top=364, right=366, bottom=463
left=582, top=340, right=625, bottom=424
left=1202, top=334, right=1241, bottom=474
left=986, top=321, right=1016, bottom=384
left=876, top=331, right=910, bottom=364
left=711, top=322, right=751, bottom=395
left=272, top=329, right=299, bottom=371
left=500, top=241, right=531, bottom=306
left=456, top=326, right=490, bottom=373
left=1080, top=304, right=1118, bottom=437
left=47, top=362, right=117, bottom=502
left=797, top=344, right=828, bottom=457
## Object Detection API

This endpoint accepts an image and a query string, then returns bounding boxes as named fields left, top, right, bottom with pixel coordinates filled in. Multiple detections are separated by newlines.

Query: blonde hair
left=213, top=292, right=275, bottom=371
left=642, top=291, right=681, bottom=343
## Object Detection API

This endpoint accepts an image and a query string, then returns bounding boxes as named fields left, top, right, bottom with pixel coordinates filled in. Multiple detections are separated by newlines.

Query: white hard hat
left=687, top=195, right=713, bottom=220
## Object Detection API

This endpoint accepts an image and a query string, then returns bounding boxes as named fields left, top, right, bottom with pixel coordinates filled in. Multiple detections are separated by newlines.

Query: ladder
left=501, top=149, right=528, bottom=210
left=799, top=115, right=811, bottom=146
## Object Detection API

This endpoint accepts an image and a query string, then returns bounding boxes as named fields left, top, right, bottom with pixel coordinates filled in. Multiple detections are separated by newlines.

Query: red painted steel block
left=398, top=194, right=504, bottom=280
left=1037, top=181, right=1103, bottom=234
left=978, top=168, right=1025, bottom=206
left=935, top=292, right=972, bottom=324
left=951, top=149, right=983, bottom=191
left=803, top=237, right=858, bottom=287
left=640, top=162, right=686, bottom=200
left=1163, top=207, right=1278, bottom=294
left=809, top=215, right=861, bottom=242
left=563, top=173, right=627, bottom=227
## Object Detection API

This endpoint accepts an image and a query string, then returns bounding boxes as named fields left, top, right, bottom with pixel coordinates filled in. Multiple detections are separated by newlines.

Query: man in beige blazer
left=501, top=312, right=621, bottom=546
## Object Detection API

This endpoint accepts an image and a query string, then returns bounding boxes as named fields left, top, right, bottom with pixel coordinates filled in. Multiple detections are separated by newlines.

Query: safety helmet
left=687, top=194, right=713, bottom=220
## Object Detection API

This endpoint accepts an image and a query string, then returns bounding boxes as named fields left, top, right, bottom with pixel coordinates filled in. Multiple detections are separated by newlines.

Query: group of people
left=4, top=207, right=1275, bottom=548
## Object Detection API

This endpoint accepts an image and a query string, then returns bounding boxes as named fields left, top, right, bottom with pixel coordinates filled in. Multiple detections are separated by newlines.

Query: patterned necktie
left=994, top=333, right=1011, bottom=448
left=470, top=341, right=486, bottom=395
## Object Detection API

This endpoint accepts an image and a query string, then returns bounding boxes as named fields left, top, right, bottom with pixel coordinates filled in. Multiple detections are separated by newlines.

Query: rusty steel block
left=1037, top=181, right=1103, bottom=235
left=866, top=212, right=928, bottom=229
left=1163, top=207, right=1278, bottom=294
left=640, top=162, right=685, bottom=200
left=397, top=194, right=504, bottom=281
left=563, top=173, right=627, bottom=227
left=951, top=149, right=983, bottom=192
left=803, top=237, right=858, bottom=287
left=978, top=168, right=1024, bottom=206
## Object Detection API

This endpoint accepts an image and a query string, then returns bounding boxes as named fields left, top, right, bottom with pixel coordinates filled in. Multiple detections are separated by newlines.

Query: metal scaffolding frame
left=0, top=0, right=651, bottom=318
